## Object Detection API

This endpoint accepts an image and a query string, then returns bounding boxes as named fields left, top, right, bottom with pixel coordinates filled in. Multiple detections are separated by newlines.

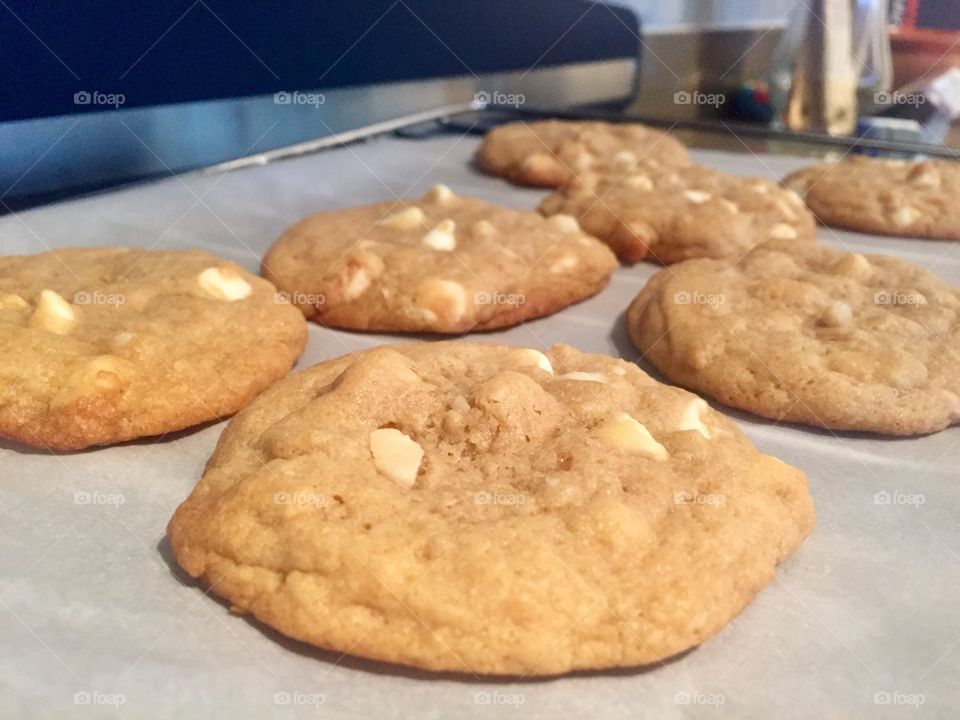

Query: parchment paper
left=1, top=132, right=958, bottom=720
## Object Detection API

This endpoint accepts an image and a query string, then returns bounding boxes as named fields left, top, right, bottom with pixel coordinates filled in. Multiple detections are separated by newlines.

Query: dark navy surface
left=0, top=0, right=640, bottom=121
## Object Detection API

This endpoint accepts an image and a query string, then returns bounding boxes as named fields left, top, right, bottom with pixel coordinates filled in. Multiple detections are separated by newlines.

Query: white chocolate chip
left=558, top=371, right=607, bottom=383
left=768, top=223, right=798, bottom=239
left=342, top=268, right=371, bottom=301
left=593, top=412, right=668, bottom=460
left=625, top=174, right=654, bottom=191
left=522, top=152, right=558, bottom=174
left=28, top=289, right=76, bottom=334
left=684, top=190, right=711, bottom=204
left=369, top=428, right=423, bottom=488
left=774, top=198, right=797, bottom=220
left=451, top=395, right=470, bottom=413
left=377, top=206, right=425, bottom=230
left=831, top=252, right=872, bottom=279
left=86, top=356, right=130, bottom=391
left=908, top=164, right=940, bottom=188
left=820, top=300, right=853, bottom=328
left=113, top=331, right=135, bottom=346
left=550, top=255, right=578, bottom=273
left=610, top=366, right=627, bottom=376
left=424, top=184, right=456, bottom=204
left=413, top=279, right=468, bottom=325
left=53, top=355, right=134, bottom=407
left=198, top=267, right=252, bottom=301
left=336, top=251, right=385, bottom=304
left=893, top=206, right=920, bottom=227
left=0, top=292, right=28, bottom=310
left=750, top=182, right=770, bottom=194
left=413, top=307, right=438, bottom=323
left=509, top=348, right=553, bottom=374
left=422, top=219, right=457, bottom=251
left=785, top=189, right=805, bottom=207
left=718, top=198, right=739, bottom=214
left=677, top=398, right=711, bottom=438
left=472, top=220, right=496, bottom=238
left=546, top=214, right=580, bottom=233
left=613, top=150, right=638, bottom=169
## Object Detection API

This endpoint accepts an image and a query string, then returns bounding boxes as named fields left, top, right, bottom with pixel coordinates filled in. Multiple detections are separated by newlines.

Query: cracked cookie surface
left=0, top=247, right=307, bottom=450
left=474, top=119, right=689, bottom=188
left=782, top=156, right=960, bottom=240
left=540, top=161, right=816, bottom=264
left=627, top=239, right=960, bottom=434
left=168, top=342, right=814, bottom=675
left=262, top=185, right=617, bottom=333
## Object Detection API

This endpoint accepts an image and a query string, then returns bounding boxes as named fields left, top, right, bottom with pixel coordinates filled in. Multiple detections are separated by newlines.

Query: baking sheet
left=1, top=131, right=958, bottom=720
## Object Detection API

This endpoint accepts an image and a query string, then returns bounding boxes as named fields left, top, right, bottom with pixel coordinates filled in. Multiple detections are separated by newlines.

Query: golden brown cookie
left=262, top=184, right=617, bottom=333
left=0, top=247, right=307, bottom=450
left=540, top=161, right=817, bottom=264
left=627, top=239, right=960, bottom=435
left=782, top=156, right=960, bottom=240
left=168, top=342, right=814, bottom=675
left=474, top=119, right=689, bottom=187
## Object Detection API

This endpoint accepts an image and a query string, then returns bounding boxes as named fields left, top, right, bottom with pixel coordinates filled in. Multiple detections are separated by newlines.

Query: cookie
left=782, top=156, right=960, bottom=240
left=168, top=342, right=814, bottom=675
left=262, top=185, right=617, bottom=333
left=474, top=119, right=689, bottom=187
left=539, top=161, right=817, bottom=264
left=627, top=239, right=960, bottom=435
left=0, top=247, right=307, bottom=450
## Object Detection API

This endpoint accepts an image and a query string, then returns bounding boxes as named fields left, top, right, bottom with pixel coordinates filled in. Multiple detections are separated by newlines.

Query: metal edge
left=195, top=101, right=478, bottom=177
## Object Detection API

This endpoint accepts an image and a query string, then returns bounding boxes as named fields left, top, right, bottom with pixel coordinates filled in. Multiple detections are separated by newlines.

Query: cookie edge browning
left=626, top=259, right=959, bottom=436
left=782, top=164, right=960, bottom=242
left=0, top=261, right=308, bottom=452
left=168, top=342, right=815, bottom=675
